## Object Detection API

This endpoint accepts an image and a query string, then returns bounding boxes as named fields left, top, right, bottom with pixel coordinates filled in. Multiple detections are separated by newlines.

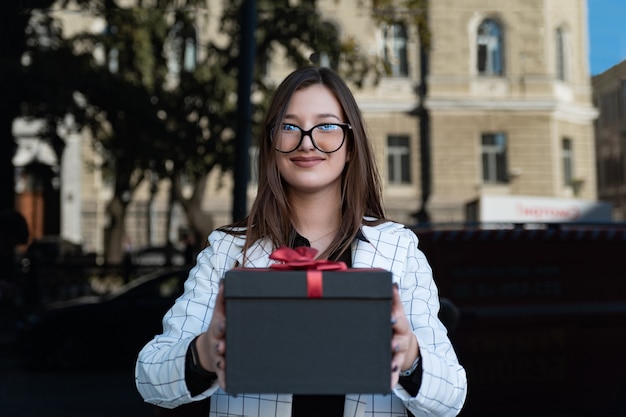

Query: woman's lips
left=290, top=156, right=324, bottom=168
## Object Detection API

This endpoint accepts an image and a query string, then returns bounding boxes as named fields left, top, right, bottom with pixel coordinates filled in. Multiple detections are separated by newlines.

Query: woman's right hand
left=195, top=281, right=227, bottom=389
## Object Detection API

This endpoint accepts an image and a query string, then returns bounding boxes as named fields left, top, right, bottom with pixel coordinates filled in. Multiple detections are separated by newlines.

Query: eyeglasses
left=271, top=123, right=351, bottom=153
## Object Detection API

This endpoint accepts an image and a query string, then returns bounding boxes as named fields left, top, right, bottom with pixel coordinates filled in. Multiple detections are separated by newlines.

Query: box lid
left=224, top=269, right=392, bottom=299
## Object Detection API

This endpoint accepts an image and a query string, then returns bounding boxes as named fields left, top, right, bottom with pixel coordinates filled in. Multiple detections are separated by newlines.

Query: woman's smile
left=289, top=155, right=326, bottom=168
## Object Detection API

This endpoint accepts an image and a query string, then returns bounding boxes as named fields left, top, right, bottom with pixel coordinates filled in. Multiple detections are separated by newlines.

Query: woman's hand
left=391, top=284, right=420, bottom=388
left=195, top=281, right=227, bottom=389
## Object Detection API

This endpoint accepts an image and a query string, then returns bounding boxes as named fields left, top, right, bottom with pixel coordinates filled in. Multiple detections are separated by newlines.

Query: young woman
left=135, top=67, right=467, bottom=417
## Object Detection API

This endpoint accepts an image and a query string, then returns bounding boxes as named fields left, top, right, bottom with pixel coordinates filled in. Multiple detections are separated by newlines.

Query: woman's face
left=275, top=84, right=349, bottom=195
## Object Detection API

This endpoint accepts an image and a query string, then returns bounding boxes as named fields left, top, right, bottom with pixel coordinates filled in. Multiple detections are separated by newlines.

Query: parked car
left=132, top=246, right=186, bottom=267
left=17, top=268, right=189, bottom=371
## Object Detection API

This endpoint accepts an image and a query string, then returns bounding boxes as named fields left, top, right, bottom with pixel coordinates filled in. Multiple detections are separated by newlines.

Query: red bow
left=269, top=246, right=347, bottom=271
left=269, top=247, right=347, bottom=298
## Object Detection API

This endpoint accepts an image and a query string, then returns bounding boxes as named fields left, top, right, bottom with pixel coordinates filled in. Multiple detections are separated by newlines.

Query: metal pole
left=232, top=0, right=257, bottom=222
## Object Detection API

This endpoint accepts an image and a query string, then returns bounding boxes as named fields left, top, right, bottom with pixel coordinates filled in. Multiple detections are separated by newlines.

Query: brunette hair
left=220, top=66, right=385, bottom=260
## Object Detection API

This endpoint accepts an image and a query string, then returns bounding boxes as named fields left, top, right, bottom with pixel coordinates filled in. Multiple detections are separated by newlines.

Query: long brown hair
left=220, top=66, right=385, bottom=261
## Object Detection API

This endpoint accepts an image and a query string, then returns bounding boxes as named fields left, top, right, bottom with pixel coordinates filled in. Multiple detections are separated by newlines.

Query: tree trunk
left=104, top=195, right=129, bottom=265
left=174, top=173, right=214, bottom=256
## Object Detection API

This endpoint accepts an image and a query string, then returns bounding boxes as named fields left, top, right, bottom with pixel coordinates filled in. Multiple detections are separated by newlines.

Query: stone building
left=245, top=0, right=599, bottom=225
left=592, top=59, right=626, bottom=220
left=31, top=0, right=600, bottom=256
left=423, top=0, right=598, bottom=221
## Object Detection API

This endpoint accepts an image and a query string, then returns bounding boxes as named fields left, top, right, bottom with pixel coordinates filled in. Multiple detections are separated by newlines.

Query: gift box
left=224, top=261, right=393, bottom=395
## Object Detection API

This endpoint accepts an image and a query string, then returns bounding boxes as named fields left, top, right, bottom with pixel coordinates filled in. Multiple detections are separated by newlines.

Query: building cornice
left=426, top=99, right=599, bottom=122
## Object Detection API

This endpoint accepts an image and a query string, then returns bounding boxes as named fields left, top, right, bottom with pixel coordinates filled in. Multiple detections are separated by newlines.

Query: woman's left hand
left=390, top=284, right=420, bottom=388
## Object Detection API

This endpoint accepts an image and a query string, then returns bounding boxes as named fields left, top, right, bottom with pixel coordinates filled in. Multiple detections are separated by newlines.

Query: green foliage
left=11, top=0, right=384, bottom=254
left=18, top=0, right=382, bottom=192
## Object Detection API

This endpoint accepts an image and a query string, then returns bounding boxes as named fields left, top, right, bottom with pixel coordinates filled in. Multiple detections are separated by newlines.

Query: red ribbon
left=269, top=246, right=347, bottom=298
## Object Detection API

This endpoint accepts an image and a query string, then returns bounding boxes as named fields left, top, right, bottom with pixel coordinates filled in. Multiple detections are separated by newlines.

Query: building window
left=477, top=19, right=504, bottom=75
left=383, top=23, right=408, bottom=77
left=387, top=135, right=411, bottom=184
left=562, top=138, right=573, bottom=186
left=556, top=27, right=567, bottom=81
left=166, top=20, right=197, bottom=81
left=108, top=47, right=119, bottom=74
left=481, top=133, right=508, bottom=183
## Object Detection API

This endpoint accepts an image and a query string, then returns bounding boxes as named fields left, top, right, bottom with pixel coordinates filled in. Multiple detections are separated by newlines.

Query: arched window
left=556, top=27, right=567, bottom=81
left=477, top=19, right=503, bottom=75
left=166, top=19, right=197, bottom=81
left=383, top=23, right=408, bottom=77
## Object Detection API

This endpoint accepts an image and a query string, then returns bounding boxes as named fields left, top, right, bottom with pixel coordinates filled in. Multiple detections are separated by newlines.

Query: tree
left=8, top=0, right=381, bottom=265
left=84, top=0, right=381, bottom=263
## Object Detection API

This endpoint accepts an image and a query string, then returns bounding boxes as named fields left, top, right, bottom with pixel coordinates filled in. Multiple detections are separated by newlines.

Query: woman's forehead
left=284, top=84, right=342, bottom=117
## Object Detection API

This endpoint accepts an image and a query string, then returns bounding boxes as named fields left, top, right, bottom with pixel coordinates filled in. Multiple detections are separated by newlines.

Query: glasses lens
left=274, top=123, right=347, bottom=153
left=311, top=124, right=345, bottom=152
left=274, top=124, right=301, bottom=153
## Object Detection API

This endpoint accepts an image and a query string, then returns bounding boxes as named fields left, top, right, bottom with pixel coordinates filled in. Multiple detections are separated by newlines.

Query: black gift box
left=224, top=268, right=393, bottom=394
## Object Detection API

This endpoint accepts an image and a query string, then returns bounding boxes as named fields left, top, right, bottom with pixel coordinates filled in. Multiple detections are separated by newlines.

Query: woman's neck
left=289, top=189, right=342, bottom=253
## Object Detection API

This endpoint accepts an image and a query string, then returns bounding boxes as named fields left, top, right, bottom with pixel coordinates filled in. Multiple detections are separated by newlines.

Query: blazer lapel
left=352, top=224, right=408, bottom=284
left=235, top=237, right=275, bottom=268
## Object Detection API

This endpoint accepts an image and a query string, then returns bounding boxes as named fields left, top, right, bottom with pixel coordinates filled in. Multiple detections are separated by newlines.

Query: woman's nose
left=297, top=131, right=316, bottom=150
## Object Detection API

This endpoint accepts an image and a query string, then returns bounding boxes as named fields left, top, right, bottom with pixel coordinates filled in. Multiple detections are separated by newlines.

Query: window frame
left=165, top=20, right=198, bottom=82
left=477, top=19, right=504, bottom=76
left=382, top=22, right=409, bottom=77
left=562, top=137, right=574, bottom=186
left=481, top=132, right=508, bottom=184
left=387, top=134, right=412, bottom=185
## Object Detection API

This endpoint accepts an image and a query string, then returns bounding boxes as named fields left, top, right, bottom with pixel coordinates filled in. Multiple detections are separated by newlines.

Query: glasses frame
left=271, top=122, right=352, bottom=153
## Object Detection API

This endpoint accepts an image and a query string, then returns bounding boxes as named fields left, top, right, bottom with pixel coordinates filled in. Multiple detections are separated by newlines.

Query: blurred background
left=1, top=0, right=625, bottom=416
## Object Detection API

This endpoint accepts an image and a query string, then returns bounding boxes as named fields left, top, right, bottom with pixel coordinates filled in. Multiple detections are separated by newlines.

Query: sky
left=587, top=0, right=626, bottom=75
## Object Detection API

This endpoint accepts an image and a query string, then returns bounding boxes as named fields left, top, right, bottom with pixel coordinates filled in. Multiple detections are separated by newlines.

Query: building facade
left=270, top=0, right=600, bottom=225
left=31, top=0, right=600, bottom=256
left=592, top=59, right=626, bottom=220
left=425, top=0, right=598, bottom=221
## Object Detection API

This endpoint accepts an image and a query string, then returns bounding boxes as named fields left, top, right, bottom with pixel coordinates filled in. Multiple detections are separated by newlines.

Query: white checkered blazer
left=136, top=221, right=467, bottom=417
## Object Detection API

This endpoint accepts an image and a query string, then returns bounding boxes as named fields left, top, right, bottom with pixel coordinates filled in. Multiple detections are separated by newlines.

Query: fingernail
left=390, top=317, right=397, bottom=325
left=394, top=344, right=400, bottom=352
left=215, top=343, right=220, bottom=353
left=392, top=364, right=398, bottom=372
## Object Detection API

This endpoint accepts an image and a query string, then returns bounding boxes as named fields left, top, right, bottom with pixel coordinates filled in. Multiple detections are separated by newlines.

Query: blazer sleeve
left=134, top=230, right=239, bottom=409
left=392, top=228, right=468, bottom=417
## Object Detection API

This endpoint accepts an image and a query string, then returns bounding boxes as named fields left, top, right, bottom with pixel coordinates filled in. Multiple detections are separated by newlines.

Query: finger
left=215, top=356, right=227, bottom=390
left=390, top=285, right=406, bottom=330
left=211, top=283, right=227, bottom=339
left=216, top=339, right=226, bottom=355
left=391, top=360, right=400, bottom=389
left=214, top=281, right=226, bottom=315
left=212, top=319, right=225, bottom=338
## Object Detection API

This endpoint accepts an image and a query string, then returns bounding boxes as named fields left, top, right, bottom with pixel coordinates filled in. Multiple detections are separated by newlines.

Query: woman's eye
left=317, top=124, right=339, bottom=131
left=281, top=123, right=298, bottom=132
